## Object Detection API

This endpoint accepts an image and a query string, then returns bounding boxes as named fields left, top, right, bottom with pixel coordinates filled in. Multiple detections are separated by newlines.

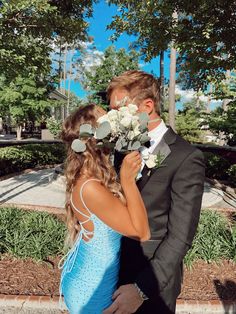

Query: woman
left=59, top=104, right=150, bottom=314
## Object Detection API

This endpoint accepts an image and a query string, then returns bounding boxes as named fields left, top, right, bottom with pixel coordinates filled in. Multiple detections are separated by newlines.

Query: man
left=104, top=70, right=205, bottom=314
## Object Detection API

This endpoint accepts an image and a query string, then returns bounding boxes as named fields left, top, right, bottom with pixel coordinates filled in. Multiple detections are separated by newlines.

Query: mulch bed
left=0, top=255, right=235, bottom=301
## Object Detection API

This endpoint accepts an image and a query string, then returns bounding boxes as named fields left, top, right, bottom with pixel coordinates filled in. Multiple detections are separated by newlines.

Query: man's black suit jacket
left=118, top=128, right=205, bottom=313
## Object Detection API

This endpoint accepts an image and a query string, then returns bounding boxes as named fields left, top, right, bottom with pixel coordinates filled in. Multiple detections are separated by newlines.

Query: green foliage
left=184, top=210, right=236, bottom=267
left=46, top=117, right=62, bottom=138
left=206, top=101, right=236, bottom=146
left=0, top=75, right=54, bottom=128
left=175, top=100, right=205, bottom=143
left=0, top=0, right=94, bottom=81
left=76, top=45, right=139, bottom=106
left=204, top=152, right=231, bottom=181
left=227, top=164, right=236, bottom=186
left=0, top=207, right=66, bottom=261
left=0, top=144, right=66, bottom=176
left=108, top=0, right=236, bottom=90
left=67, top=92, right=85, bottom=113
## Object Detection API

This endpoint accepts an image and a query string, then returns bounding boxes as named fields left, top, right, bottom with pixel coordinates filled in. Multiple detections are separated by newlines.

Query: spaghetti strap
left=70, top=178, right=100, bottom=220
left=70, top=195, right=90, bottom=220
left=79, top=179, right=100, bottom=216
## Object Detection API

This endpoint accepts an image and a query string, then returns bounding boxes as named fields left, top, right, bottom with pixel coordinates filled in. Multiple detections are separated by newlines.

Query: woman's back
left=59, top=179, right=122, bottom=314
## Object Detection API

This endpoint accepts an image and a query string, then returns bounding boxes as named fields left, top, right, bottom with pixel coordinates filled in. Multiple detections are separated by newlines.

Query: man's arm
left=135, top=148, right=205, bottom=299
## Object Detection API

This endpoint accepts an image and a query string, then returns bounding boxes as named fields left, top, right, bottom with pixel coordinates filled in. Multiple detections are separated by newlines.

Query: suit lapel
left=137, top=127, right=177, bottom=191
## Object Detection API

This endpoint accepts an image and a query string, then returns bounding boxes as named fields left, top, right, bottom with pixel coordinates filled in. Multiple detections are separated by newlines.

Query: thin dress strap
left=70, top=178, right=100, bottom=221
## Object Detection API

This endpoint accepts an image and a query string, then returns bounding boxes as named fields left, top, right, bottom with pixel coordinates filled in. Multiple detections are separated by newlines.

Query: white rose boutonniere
left=144, top=152, right=166, bottom=176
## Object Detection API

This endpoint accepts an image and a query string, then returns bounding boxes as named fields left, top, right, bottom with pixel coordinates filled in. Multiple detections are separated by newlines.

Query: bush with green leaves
left=184, top=210, right=236, bottom=267
left=227, top=164, right=236, bottom=185
left=46, top=117, right=62, bottom=138
left=0, top=143, right=66, bottom=176
left=204, top=152, right=233, bottom=182
left=0, top=207, right=66, bottom=261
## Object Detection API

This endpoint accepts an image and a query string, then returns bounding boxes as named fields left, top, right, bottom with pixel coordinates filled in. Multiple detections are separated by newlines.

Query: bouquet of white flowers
left=95, top=104, right=150, bottom=152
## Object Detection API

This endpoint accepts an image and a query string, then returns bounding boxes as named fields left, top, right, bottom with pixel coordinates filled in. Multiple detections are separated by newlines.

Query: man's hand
left=103, top=284, right=144, bottom=314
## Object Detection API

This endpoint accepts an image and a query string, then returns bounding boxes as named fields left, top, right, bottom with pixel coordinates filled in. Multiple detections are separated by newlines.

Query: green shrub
left=204, top=152, right=231, bottom=181
left=0, top=144, right=66, bottom=176
left=0, top=207, right=66, bottom=261
left=184, top=210, right=236, bottom=267
left=46, top=117, right=62, bottom=138
left=227, top=164, right=236, bottom=185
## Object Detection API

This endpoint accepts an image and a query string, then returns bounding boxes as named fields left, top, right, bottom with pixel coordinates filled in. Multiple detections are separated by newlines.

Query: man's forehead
left=111, top=88, right=129, bottom=99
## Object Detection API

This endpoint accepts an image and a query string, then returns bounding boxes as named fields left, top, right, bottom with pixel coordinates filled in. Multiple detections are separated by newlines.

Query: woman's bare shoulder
left=72, top=177, right=105, bottom=197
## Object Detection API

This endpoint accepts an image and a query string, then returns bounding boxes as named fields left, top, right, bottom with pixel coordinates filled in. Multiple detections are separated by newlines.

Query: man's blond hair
left=107, top=70, right=161, bottom=115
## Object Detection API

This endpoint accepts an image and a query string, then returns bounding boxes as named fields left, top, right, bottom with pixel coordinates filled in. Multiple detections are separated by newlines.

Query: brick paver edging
left=0, top=295, right=235, bottom=313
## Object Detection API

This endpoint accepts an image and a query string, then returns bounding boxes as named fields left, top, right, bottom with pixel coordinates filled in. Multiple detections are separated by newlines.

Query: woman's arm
left=72, top=152, right=150, bottom=242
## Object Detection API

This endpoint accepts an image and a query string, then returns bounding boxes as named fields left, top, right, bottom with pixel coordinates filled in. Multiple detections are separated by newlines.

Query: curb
left=0, top=295, right=67, bottom=312
left=177, top=299, right=236, bottom=313
left=0, top=203, right=64, bottom=215
left=0, top=295, right=235, bottom=313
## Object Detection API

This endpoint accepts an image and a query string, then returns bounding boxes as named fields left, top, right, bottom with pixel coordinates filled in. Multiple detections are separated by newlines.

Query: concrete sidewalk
left=0, top=295, right=235, bottom=314
left=1, top=168, right=234, bottom=210
left=0, top=169, right=65, bottom=208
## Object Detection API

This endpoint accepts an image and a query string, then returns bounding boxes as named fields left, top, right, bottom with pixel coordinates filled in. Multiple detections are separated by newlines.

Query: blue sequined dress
left=59, top=179, right=122, bottom=314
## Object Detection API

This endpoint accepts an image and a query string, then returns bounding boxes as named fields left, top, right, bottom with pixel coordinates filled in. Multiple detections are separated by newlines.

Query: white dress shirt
left=140, top=120, right=168, bottom=172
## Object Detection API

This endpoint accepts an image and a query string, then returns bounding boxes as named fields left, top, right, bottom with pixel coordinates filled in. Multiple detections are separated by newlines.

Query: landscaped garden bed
left=0, top=207, right=235, bottom=301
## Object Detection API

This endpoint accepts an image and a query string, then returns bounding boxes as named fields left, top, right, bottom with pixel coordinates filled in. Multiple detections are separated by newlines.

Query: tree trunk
left=66, top=49, right=74, bottom=117
left=168, top=11, right=178, bottom=131
left=207, top=84, right=212, bottom=113
left=0, top=117, right=3, bottom=133
left=159, top=51, right=164, bottom=114
left=16, top=124, right=22, bottom=140
left=222, top=70, right=231, bottom=111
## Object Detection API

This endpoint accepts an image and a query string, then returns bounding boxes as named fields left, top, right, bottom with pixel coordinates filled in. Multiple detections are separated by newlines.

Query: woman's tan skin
left=71, top=150, right=150, bottom=242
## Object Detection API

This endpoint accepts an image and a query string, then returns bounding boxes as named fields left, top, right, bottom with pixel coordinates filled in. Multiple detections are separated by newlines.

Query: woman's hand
left=120, top=151, right=142, bottom=183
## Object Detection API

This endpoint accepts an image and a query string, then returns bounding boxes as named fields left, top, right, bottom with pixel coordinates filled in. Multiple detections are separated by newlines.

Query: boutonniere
left=144, top=152, right=166, bottom=176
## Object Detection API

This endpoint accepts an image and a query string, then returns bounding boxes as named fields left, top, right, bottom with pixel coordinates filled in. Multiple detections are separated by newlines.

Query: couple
left=59, top=70, right=205, bottom=314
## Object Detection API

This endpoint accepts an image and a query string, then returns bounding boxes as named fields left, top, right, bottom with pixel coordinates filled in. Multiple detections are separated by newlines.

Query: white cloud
left=175, top=85, right=222, bottom=107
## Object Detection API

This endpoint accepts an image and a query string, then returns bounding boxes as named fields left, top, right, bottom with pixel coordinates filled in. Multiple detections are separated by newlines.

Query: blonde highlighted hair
left=107, top=70, right=161, bottom=115
left=61, top=104, right=124, bottom=247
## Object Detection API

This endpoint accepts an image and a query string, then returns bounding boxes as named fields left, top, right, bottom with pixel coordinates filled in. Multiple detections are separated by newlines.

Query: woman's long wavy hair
left=61, top=104, right=124, bottom=247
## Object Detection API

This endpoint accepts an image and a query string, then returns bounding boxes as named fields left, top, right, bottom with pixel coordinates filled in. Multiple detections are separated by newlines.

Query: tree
left=76, top=45, right=140, bottom=106
left=108, top=0, right=236, bottom=94
left=174, top=0, right=236, bottom=91
left=206, top=72, right=236, bottom=146
left=175, top=99, right=206, bottom=143
left=0, top=0, right=94, bottom=82
left=0, top=75, right=56, bottom=140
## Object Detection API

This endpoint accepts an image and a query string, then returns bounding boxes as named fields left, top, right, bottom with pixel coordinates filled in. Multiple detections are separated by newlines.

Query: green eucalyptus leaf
left=79, top=124, right=94, bottom=138
left=139, top=112, right=149, bottom=126
left=115, top=138, right=123, bottom=151
left=71, top=139, right=86, bottom=153
left=139, top=132, right=151, bottom=143
left=128, top=140, right=141, bottom=150
left=95, top=121, right=111, bottom=139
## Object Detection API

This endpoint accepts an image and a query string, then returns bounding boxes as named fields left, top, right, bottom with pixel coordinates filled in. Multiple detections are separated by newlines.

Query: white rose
left=132, top=115, right=140, bottom=128
left=119, top=106, right=129, bottom=116
left=110, top=121, right=120, bottom=134
left=120, top=116, right=132, bottom=128
left=127, top=130, right=135, bottom=140
left=133, top=125, right=141, bottom=137
left=145, top=154, right=156, bottom=169
left=107, top=109, right=119, bottom=121
left=128, top=103, right=138, bottom=115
